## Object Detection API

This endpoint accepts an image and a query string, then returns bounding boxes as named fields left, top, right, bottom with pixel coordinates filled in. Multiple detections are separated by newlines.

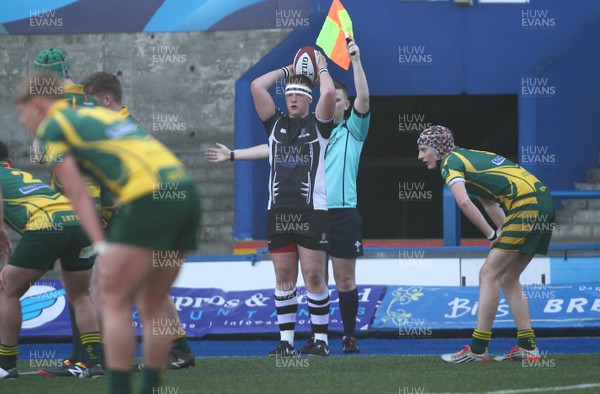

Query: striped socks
left=307, top=290, right=330, bottom=344
left=471, top=329, right=492, bottom=354
left=80, top=332, right=103, bottom=367
left=517, top=329, right=537, bottom=350
left=0, top=344, right=18, bottom=370
left=274, top=288, right=298, bottom=346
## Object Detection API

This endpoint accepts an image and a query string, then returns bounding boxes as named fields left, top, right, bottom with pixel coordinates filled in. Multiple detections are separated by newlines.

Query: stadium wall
left=0, top=29, right=289, bottom=254
left=234, top=0, right=600, bottom=240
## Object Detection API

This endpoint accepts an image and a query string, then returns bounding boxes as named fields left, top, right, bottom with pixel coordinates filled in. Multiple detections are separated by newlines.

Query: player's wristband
left=230, top=150, right=235, bottom=162
left=487, top=230, right=498, bottom=242
left=281, top=67, right=290, bottom=79
left=93, top=241, right=108, bottom=256
left=319, top=67, right=328, bottom=75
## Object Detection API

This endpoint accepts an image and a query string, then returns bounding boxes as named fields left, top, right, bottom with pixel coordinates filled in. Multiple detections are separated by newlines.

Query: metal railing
left=443, top=187, right=600, bottom=246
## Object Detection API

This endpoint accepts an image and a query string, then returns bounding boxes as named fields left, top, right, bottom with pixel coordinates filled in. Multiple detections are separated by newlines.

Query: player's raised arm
left=205, top=143, right=269, bottom=163
left=315, top=52, right=335, bottom=123
left=348, top=40, right=369, bottom=114
left=251, top=66, right=292, bottom=122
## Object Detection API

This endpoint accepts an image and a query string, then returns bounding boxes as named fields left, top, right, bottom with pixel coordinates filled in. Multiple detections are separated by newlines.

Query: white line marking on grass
left=19, top=371, right=40, bottom=375
left=435, top=382, right=600, bottom=394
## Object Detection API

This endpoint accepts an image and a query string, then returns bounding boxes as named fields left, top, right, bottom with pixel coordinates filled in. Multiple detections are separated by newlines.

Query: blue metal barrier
left=443, top=187, right=600, bottom=246
left=185, top=242, right=600, bottom=264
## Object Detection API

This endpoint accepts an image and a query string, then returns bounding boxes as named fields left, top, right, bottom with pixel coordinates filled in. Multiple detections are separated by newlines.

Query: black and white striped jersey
left=263, top=108, right=334, bottom=210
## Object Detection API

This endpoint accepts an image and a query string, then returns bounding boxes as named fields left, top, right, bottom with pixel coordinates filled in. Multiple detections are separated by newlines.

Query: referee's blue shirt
left=325, top=108, right=370, bottom=208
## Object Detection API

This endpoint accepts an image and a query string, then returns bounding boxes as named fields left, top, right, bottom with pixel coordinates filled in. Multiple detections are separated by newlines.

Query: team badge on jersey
left=492, top=155, right=506, bottom=165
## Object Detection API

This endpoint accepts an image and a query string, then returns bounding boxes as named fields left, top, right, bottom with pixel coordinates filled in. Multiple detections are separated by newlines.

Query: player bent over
left=82, top=71, right=196, bottom=371
left=15, top=73, right=200, bottom=393
left=0, top=142, right=103, bottom=379
left=416, top=125, right=554, bottom=363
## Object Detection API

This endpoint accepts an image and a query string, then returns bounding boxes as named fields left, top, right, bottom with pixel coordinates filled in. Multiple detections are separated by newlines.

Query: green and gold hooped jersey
left=37, top=100, right=191, bottom=205
left=51, top=83, right=112, bottom=221
left=0, top=165, right=79, bottom=233
left=64, top=84, right=98, bottom=107
left=441, top=148, right=548, bottom=210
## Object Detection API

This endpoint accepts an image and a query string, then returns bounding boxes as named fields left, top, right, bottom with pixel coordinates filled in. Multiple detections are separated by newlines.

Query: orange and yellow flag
left=316, top=0, right=354, bottom=70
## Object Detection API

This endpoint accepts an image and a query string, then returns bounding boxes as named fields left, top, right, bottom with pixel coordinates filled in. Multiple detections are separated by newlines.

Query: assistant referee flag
left=316, top=0, right=354, bottom=70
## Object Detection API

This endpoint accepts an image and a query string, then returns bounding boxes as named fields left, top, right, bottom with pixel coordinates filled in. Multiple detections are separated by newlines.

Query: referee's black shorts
left=328, top=208, right=364, bottom=259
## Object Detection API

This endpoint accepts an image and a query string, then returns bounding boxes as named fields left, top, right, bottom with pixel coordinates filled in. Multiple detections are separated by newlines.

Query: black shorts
left=329, top=208, right=364, bottom=258
left=267, top=209, right=329, bottom=252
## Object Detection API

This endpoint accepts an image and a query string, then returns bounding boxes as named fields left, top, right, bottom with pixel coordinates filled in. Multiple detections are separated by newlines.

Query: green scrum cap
left=33, top=48, right=72, bottom=79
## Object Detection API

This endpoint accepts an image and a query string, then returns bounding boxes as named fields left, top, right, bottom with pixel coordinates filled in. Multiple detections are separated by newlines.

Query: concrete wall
left=0, top=30, right=289, bottom=254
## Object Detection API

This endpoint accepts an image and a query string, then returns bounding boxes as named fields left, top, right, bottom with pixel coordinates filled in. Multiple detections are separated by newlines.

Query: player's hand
left=490, top=229, right=502, bottom=248
left=205, top=143, right=232, bottom=163
left=315, top=51, right=328, bottom=70
left=347, top=39, right=360, bottom=61
left=0, top=227, right=11, bottom=264
left=313, top=51, right=328, bottom=86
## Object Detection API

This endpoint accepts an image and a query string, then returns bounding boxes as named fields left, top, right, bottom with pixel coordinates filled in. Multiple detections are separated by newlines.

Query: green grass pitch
left=4, top=354, right=600, bottom=394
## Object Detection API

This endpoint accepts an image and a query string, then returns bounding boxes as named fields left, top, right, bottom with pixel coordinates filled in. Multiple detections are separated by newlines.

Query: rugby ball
left=293, top=46, right=318, bottom=84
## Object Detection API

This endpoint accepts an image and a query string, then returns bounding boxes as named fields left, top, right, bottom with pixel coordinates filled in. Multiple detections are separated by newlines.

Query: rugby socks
left=107, top=370, right=131, bottom=394
left=307, top=290, right=330, bottom=344
left=171, top=332, right=192, bottom=353
left=0, top=344, right=18, bottom=370
left=471, top=329, right=491, bottom=354
left=274, top=288, right=298, bottom=346
left=338, top=288, right=359, bottom=337
left=517, top=329, right=537, bottom=350
left=81, top=332, right=103, bottom=367
left=139, top=367, right=163, bottom=394
left=68, top=303, right=82, bottom=362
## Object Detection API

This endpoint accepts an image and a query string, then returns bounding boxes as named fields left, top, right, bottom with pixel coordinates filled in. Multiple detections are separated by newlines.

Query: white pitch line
left=434, top=382, right=600, bottom=394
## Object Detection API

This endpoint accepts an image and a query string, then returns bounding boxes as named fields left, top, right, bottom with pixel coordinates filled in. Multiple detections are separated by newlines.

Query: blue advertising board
left=20, top=281, right=600, bottom=338
left=19, top=281, right=383, bottom=338
left=373, top=284, right=600, bottom=329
